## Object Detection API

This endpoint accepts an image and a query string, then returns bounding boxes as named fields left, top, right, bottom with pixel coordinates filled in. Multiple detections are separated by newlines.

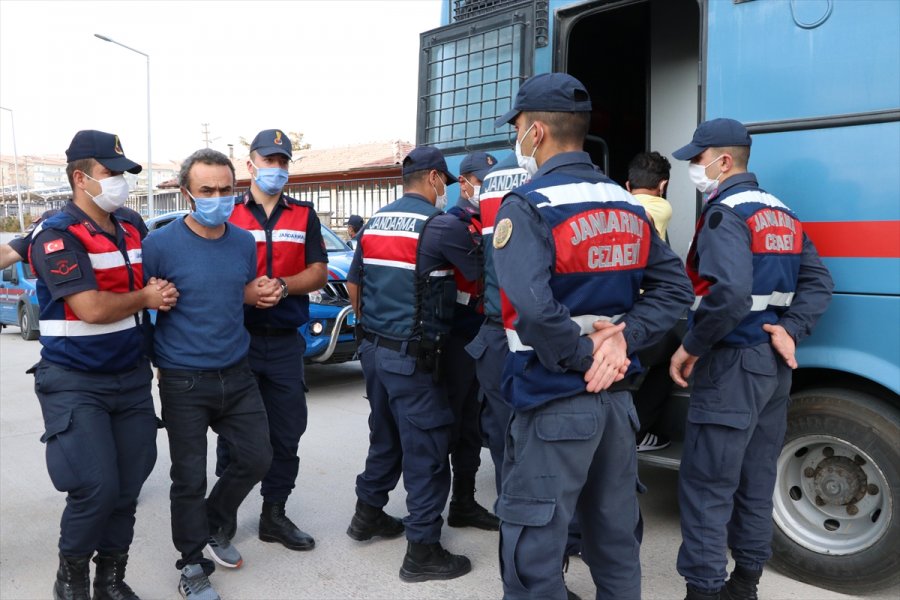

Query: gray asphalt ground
left=1, top=328, right=897, bottom=600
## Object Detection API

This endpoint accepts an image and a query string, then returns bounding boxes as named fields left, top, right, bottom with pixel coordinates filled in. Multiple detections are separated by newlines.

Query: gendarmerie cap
left=495, top=73, right=592, bottom=128
left=250, top=129, right=292, bottom=159
left=65, top=130, right=142, bottom=174
left=459, top=151, right=498, bottom=181
left=402, top=146, right=456, bottom=184
left=672, top=118, right=752, bottom=161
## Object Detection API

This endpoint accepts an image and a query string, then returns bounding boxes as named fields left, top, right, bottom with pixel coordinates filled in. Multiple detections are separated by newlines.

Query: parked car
left=145, top=211, right=357, bottom=363
left=0, top=258, right=40, bottom=340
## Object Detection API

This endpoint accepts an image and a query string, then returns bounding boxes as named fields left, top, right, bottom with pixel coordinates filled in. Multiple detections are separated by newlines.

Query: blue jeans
left=159, top=360, right=272, bottom=571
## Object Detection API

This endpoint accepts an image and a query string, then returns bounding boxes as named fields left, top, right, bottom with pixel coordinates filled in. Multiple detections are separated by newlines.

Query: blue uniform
left=217, top=192, right=328, bottom=504
left=494, top=152, right=693, bottom=600
left=349, top=193, right=481, bottom=543
left=465, top=154, right=529, bottom=494
left=28, top=202, right=158, bottom=558
left=445, top=198, right=485, bottom=484
left=677, top=173, right=833, bottom=591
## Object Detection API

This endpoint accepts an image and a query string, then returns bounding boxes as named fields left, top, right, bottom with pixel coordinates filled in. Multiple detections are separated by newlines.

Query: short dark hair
left=179, top=148, right=235, bottom=190
left=522, top=110, right=591, bottom=146
left=65, top=158, right=98, bottom=189
left=720, top=145, right=750, bottom=169
left=402, top=169, right=430, bottom=187
left=627, top=151, right=671, bottom=189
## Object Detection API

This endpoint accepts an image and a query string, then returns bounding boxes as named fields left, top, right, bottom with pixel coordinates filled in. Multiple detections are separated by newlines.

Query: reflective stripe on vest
left=39, top=313, right=143, bottom=337
left=505, top=313, right=623, bottom=352
left=691, top=291, right=795, bottom=312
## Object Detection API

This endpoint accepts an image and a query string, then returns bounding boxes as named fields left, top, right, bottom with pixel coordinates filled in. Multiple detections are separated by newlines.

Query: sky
left=0, top=0, right=444, bottom=164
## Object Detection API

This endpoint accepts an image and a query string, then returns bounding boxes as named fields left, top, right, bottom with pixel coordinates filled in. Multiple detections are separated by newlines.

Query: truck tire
left=17, top=304, right=39, bottom=341
left=771, top=387, right=900, bottom=593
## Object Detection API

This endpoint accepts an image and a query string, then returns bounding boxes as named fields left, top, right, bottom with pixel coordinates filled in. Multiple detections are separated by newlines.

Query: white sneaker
left=637, top=432, right=670, bottom=452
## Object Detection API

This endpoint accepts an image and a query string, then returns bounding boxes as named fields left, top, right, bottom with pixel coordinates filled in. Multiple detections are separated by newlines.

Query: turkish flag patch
left=43, top=238, right=65, bottom=254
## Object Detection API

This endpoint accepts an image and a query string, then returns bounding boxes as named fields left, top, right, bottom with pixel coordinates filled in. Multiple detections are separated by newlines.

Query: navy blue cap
left=250, top=129, right=292, bottom=159
left=402, top=146, right=456, bottom=184
left=65, top=130, right=142, bottom=174
left=495, top=73, right=592, bottom=128
left=459, top=151, right=498, bottom=181
left=345, top=215, right=364, bottom=230
left=672, top=118, right=752, bottom=160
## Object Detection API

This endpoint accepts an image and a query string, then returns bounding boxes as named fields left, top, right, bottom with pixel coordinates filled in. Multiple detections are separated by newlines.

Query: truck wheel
left=17, top=304, right=39, bottom=341
left=771, top=387, right=900, bottom=593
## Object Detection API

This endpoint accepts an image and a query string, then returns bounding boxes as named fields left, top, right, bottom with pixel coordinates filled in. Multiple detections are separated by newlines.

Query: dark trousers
left=216, top=334, right=307, bottom=503
left=33, top=359, right=157, bottom=557
left=466, top=321, right=511, bottom=495
left=445, top=330, right=483, bottom=481
left=159, top=360, right=273, bottom=571
left=633, top=328, right=681, bottom=438
left=354, top=339, right=454, bottom=543
left=677, top=343, right=791, bottom=591
left=498, top=391, right=642, bottom=600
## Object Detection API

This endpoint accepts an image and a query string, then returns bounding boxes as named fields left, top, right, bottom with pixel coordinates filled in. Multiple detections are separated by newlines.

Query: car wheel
left=18, top=304, right=39, bottom=341
left=770, top=387, right=900, bottom=593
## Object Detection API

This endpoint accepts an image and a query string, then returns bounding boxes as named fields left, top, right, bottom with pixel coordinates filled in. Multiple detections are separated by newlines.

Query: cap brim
left=97, top=156, right=142, bottom=174
left=494, top=108, right=520, bottom=128
left=442, top=169, right=457, bottom=184
left=255, top=146, right=292, bottom=159
left=672, top=143, right=704, bottom=161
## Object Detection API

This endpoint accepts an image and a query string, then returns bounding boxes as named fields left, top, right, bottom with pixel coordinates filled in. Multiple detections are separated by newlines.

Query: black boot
left=53, top=553, right=91, bottom=600
left=398, top=541, right=472, bottom=582
left=722, top=565, right=762, bottom=600
left=92, top=553, right=138, bottom=600
left=685, top=584, right=721, bottom=600
left=346, top=499, right=405, bottom=541
left=447, top=476, right=500, bottom=531
left=258, top=501, right=315, bottom=551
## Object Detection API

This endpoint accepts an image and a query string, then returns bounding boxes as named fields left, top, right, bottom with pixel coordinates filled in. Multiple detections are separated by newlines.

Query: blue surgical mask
left=251, top=161, right=289, bottom=195
left=187, top=191, right=235, bottom=227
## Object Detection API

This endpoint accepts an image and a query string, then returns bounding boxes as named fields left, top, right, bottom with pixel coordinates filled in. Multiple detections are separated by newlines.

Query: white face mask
left=688, top=155, right=724, bottom=194
left=432, top=178, right=448, bottom=211
left=515, top=122, right=539, bottom=177
left=464, top=178, right=481, bottom=208
left=83, top=173, right=130, bottom=212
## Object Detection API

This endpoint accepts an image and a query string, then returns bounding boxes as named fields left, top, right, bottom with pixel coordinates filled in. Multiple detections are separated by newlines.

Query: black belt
left=160, top=359, right=249, bottom=378
left=246, top=326, right=297, bottom=337
left=363, top=332, right=419, bottom=356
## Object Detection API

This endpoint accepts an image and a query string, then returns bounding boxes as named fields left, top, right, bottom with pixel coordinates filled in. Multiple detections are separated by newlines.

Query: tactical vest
left=359, top=195, right=456, bottom=342
left=230, top=194, right=313, bottom=328
left=500, top=173, right=653, bottom=409
left=480, top=162, right=530, bottom=319
left=687, top=188, right=802, bottom=348
left=34, top=214, right=145, bottom=372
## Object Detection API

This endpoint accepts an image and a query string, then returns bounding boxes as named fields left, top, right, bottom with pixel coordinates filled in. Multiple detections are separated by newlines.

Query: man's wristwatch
left=277, top=277, right=289, bottom=299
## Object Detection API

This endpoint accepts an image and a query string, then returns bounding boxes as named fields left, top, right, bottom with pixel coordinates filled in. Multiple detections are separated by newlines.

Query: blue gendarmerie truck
left=0, top=258, right=40, bottom=341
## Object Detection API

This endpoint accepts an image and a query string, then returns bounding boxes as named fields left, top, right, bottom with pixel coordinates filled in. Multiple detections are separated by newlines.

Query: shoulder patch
left=45, top=252, right=82, bottom=284
left=43, top=238, right=65, bottom=254
left=493, top=218, right=513, bottom=249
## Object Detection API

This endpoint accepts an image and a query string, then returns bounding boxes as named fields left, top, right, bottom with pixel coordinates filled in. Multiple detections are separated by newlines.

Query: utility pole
left=201, top=123, right=220, bottom=149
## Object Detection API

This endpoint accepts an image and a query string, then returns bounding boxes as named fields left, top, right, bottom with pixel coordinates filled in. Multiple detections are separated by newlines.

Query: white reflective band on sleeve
left=362, top=258, right=416, bottom=270
left=692, top=292, right=794, bottom=312
left=482, top=226, right=494, bottom=235
left=456, top=290, right=471, bottom=305
left=429, top=269, right=453, bottom=277
left=271, top=229, right=306, bottom=244
left=39, top=314, right=141, bottom=337
left=505, top=313, right=624, bottom=352
left=89, top=249, right=142, bottom=270
left=753, top=291, right=794, bottom=310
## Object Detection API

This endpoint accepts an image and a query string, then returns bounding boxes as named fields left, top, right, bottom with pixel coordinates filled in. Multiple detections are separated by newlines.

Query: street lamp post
left=93, top=34, right=153, bottom=218
left=0, top=106, right=26, bottom=232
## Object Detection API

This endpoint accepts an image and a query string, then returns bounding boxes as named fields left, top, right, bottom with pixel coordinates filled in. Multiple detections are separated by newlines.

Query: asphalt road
left=1, top=329, right=897, bottom=600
